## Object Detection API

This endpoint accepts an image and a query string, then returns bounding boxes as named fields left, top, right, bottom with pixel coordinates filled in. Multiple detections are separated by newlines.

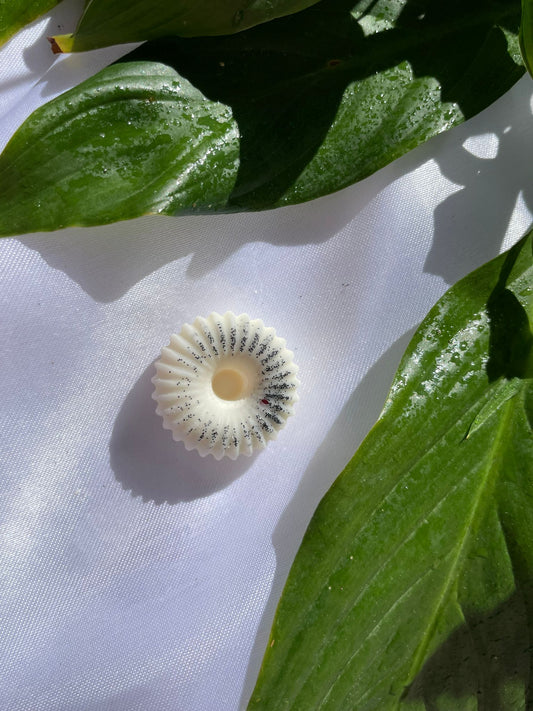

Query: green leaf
left=0, top=61, right=240, bottom=235
left=0, top=0, right=524, bottom=236
left=520, top=0, right=533, bottom=75
left=248, top=231, right=533, bottom=710
left=50, top=0, right=321, bottom=52
left=0, top=0, right=61, bottom=47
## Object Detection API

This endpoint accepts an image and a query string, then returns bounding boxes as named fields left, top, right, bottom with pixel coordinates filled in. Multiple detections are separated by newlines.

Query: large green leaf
left=248, top=231, right=533, bottom=710
left=50, top=0, right=320, bottom=52
left=0, top=0, right=61, bottom=47
left=0, top=0, right=524, bottom=237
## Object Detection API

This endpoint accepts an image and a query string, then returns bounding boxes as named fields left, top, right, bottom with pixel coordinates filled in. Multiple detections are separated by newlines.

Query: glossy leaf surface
left=0, top=61, right=239, bottom=235
left=248, top=231, right=533, bottom=710
left=0, top=0, right=60, bottom=46
left=51, top=0, right=320, bottom=52
left=0, top=0, right=524, bottom=236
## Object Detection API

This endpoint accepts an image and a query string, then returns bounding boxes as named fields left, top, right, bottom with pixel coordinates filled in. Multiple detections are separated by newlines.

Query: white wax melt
left=152, top=312, right=299, bottom=460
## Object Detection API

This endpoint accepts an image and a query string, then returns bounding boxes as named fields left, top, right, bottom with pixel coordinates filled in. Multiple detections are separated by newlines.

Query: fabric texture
left=1, top=5, right=533, bottom=710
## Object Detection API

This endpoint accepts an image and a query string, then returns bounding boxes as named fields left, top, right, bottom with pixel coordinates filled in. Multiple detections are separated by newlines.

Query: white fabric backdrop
left=1, top=3, right=533, bottom=710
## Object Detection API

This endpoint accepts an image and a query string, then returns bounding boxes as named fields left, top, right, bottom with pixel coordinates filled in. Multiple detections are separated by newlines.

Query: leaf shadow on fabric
left=1, top=0, right=86, bottom=95
left=16, top=185, right=365, bottom=301
left=36, top=41, right=140, bottom=102
left=239, top=328, right=415, bottom=709
left=0, top=36, right=55, bottom=96
left=426, top=76, right=533, bottom=286
left=109, top=361, right=255, bottom=504
left=402, top=586, right=532, bottom=710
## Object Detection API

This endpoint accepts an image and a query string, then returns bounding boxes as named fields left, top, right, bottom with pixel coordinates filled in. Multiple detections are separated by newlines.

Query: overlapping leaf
left=0, top=0, right=61, bottom=47
left=50, top=0, right=320, bottom=52
left=248, top=231, right=533, bottom=710
left=0, top=0, right=524, bottom=237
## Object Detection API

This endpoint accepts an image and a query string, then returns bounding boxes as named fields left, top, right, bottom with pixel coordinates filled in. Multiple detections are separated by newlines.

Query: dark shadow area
left=403, top=587, right=532, bottom=710
left=486, top=237, right=533, bottom=382
left=110, top=361, right=255, bottom=504
left=120, top=0, right=362, bottom=210
left=123, top=0, right=523, bottom=209
left=426, top=77, right=533, bottom=285
left=240, top=328, right=415, bottom=708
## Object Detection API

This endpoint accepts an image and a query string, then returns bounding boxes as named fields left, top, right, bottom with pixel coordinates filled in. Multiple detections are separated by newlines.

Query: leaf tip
left=48, top=34, right=74, bottom=54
